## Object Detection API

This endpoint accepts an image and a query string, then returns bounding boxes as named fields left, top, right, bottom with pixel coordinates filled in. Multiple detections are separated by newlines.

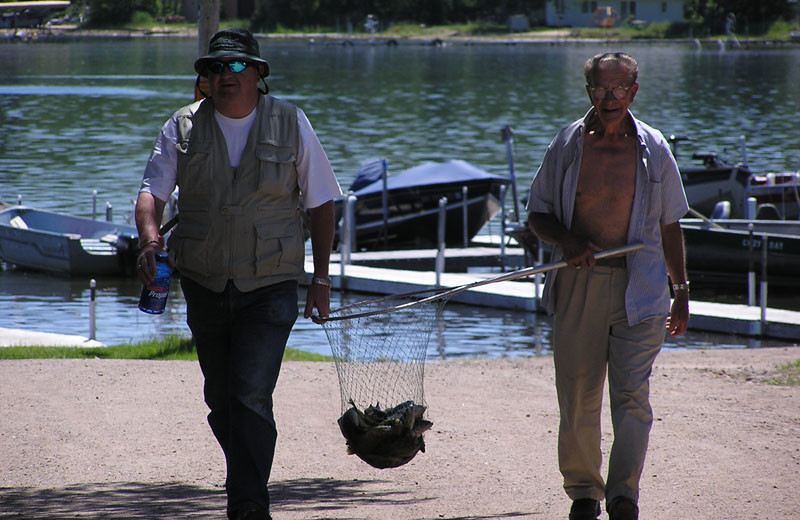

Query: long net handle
left=316, top=243, right=643, bottom=323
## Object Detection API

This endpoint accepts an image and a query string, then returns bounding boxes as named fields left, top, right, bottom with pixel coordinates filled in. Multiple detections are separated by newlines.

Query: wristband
left=671, top=282, right=690, bottom=292
left=311, top=276, right=332, bottom=287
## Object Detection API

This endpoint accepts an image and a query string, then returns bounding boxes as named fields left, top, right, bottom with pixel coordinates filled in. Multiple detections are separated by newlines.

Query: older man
left=527, top=52, right=689, bottom=520
left=135, top=28, right=341, bottom=520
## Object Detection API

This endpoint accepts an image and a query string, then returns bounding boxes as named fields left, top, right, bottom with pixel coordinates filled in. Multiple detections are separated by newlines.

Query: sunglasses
left=206, top=60, right=249, bottom=75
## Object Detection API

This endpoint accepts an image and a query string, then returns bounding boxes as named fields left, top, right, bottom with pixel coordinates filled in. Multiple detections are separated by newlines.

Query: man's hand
left=666, top=292, right=689, bottom=336
left=304, top=282, right=331, bottom=319
left=136, top=237, right=164, bottom=285
left=561, top=235, right=601, bottom=270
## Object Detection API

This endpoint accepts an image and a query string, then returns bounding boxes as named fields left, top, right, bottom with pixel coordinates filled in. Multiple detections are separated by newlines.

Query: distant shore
left=3, top=25, right=799, bottom=50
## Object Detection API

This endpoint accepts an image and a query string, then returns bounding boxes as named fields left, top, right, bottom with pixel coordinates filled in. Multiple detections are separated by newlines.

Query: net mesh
left=320, top=289, right=449, bottom=413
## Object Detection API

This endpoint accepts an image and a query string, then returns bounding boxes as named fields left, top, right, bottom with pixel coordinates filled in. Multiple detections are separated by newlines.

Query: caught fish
left=337, top=399, right=433, bottom=469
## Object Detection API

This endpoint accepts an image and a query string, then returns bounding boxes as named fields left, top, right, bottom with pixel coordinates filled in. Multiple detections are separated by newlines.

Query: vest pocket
left=177, top=141, right=214, bottom=197
left=254, top=220, right=302, bottom=276
left=256, top=144, right=296, bottom=192
left=171, top=211, right=210, bottom=275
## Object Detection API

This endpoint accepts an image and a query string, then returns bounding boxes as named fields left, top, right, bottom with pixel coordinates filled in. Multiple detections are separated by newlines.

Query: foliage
left=683, top=0, right=796, bottom=36
left=71, top=0, right=796, bottom=35
left=251, top=0, right=546, bottom=32
left=765, top=19, right=800, bottom=40
left=82, top=0, right=181, bottom=27
left=0, top=335, right=331, bottom=362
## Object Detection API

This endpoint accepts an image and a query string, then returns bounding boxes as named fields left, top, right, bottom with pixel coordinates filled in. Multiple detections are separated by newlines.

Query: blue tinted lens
left=228, top=61, right=248, bottom=73
left=207, top=61, right=249, bottom=74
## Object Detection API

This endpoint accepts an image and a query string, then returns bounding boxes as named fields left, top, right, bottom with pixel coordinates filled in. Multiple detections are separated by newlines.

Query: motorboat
left=335, top=159, right=511, bottom=251
left=0, top=205, right=138, bottom=276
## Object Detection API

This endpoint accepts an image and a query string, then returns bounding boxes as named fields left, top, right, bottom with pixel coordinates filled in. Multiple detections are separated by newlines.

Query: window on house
left=591, top=1, right=597, bottom=12
left=662, top=2, right=667, bottom=13
left=630, top=1, right=636, bottom=16
left=582, top=1, right=589, bottom=13
left=621, top=1, right=628, bottom=18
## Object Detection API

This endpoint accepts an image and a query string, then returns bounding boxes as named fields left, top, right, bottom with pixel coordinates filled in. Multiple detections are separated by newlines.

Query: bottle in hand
left=138, top=251, right=171, bottom=314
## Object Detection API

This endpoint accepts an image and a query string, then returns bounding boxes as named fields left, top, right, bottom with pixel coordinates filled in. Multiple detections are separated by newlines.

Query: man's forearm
left=308, top=200, right=335, bottom=278
left=661, top=221, right=687, bottom=283
left=135, top=192, right=166, bottom=246
left=528, top=211, right=569, bottom=245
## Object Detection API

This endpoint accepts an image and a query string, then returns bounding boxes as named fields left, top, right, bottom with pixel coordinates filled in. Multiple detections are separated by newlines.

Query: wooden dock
left=305, top=246, right=800, bottom=342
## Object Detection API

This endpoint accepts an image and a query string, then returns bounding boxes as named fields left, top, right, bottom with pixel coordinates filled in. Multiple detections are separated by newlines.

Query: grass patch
left=764, top=359, right=800, bottom=386
left=383, top=21, right=508, bottom=37
left=0, top=335, right=331, bottom=362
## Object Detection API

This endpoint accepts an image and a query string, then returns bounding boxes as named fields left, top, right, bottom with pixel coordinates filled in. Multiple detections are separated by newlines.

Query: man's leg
left=553, top=268, right=615, bottom=502
left=181, top=277, right=234, bottom=466
left=225, top=280, right=298, bottom=517
left=605, top=267, right=665, bottom=505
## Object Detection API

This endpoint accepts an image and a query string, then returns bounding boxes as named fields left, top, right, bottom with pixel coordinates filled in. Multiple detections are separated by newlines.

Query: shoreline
left=3, top=26, right=799, bottom=50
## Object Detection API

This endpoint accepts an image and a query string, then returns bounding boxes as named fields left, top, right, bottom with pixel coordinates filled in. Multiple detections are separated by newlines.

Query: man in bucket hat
left=135, top=28, right=341, bottom=520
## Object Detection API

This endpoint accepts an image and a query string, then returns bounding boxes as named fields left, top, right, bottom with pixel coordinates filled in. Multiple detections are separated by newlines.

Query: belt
left=595, top=256, right=627, bottom=268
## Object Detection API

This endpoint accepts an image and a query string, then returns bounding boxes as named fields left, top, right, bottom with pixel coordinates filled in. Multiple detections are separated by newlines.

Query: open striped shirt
left=526, top=109, right=688, bottom=326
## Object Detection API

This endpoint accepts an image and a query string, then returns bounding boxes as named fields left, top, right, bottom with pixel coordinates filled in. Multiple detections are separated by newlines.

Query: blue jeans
left=181, top=277, right=299, bottom=517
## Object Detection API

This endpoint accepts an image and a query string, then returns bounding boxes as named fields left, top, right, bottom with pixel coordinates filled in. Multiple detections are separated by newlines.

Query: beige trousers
left=553, top=265, right=666, bottom=504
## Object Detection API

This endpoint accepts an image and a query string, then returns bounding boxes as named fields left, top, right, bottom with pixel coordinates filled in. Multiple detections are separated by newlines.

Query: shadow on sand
left=0, top=478, right=532, bottom=519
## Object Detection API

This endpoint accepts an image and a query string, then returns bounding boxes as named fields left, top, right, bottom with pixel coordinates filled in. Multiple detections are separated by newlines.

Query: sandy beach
left=1, top=347, right=799, bottom=519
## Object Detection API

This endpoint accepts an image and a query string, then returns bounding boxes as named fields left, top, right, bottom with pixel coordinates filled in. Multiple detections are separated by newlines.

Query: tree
left=685, top=0, right=794, bottom=34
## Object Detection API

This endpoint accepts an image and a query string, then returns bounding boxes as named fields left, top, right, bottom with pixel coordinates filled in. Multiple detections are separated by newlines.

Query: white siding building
left=545, top=1, right=685, bottom=27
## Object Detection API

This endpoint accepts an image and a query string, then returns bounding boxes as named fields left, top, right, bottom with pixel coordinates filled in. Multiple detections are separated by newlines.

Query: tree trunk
left=197, top=0, right=220, bottom=58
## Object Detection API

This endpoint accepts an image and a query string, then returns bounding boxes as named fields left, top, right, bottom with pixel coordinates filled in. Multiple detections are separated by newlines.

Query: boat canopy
left=352, top=160, right=506, bottom=197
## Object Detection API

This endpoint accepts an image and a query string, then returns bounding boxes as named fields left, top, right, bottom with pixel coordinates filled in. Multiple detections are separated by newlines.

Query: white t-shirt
left=140, top=104, right=341, bottom=209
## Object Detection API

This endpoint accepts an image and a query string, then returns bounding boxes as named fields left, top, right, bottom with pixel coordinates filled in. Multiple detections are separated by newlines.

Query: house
left=545, top=0, right=685, bottom=27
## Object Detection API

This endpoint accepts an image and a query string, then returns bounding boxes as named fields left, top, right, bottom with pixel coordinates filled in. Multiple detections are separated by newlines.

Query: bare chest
left=571, top=135, right=638, bottom=245
left=576, top=136, right=637, bottom=205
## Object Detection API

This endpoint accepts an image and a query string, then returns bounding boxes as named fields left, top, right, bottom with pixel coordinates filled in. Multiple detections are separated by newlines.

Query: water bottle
left=138, top=251, right=171, bottom=314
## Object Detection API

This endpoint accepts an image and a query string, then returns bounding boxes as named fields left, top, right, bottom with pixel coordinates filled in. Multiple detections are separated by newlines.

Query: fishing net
left=318, top=288, right=449, bottom=469
left=314, top=243, right=642, bottom=469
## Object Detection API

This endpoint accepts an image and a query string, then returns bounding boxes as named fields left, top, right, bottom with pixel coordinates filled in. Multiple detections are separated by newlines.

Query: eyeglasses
left=206, top=60, right=249, bottom=75
left=589, top=84, right=633, bottom=100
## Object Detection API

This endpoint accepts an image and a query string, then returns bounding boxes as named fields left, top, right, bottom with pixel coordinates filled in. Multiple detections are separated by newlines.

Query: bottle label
left=138, top=254, right=171, bottom=314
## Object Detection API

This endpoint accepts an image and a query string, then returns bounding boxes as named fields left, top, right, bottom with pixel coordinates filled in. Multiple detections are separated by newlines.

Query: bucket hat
left=194, top=28, right=270, bottom=78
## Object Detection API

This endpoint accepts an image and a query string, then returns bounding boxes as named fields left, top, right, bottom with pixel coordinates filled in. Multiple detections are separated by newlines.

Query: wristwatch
left=671, top=281, right=690, bottom=292
left=311, top=276, right=332, bottom=287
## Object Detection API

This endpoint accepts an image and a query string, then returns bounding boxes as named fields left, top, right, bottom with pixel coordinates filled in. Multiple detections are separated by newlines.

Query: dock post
left=746, top=196, right=757, bottom=220
left=17, top=194, right=22, bottom=205
left=747, top=223, right=755, bottom=306
left=500, top=125, right=521, bottom=223
left=105, top=202, right=112, bottom=222
left=498, top=185, right=507, bottom=270
left=341, top=194, right=356, bottom=281
left=760, top=235, right=768, bottom=335
left=436, top=197, right=447, bottom=287
left=89, top=279, right=96, bottom=340
left=462, top=185, right=468, bottom=248
left=92, top=190, right=98, bottom=220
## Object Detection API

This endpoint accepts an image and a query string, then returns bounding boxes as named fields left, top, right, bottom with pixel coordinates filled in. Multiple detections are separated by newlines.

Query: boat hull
left=335, top=160, right=510, bottom=251
left=0, top=207, right=138, bottom=277
left=336, top=179, right=507, bottom=251
left=681, top=218, right=800, bottom=283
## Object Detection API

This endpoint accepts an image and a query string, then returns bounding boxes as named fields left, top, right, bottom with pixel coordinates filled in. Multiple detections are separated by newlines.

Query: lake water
left=1, top=38, right=798, bottom=357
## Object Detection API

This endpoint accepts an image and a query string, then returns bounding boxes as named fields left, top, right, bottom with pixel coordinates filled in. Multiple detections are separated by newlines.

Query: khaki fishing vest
left=168, top=95, right=305, bottom=292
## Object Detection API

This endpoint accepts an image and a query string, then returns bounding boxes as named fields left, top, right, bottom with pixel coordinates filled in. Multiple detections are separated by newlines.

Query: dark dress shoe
left=608, top=496, right=639, bottom=520
left=569, top=498, right=601, bottom=519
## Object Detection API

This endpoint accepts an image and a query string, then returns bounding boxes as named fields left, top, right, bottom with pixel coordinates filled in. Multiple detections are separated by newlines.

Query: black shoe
left=569, top=498, right=601, bottom=520
left=236, top=509, right=269, bottom=520
left=608, top=496, right=639, bottom=520
left=232, top=502, right=270, bottom=520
